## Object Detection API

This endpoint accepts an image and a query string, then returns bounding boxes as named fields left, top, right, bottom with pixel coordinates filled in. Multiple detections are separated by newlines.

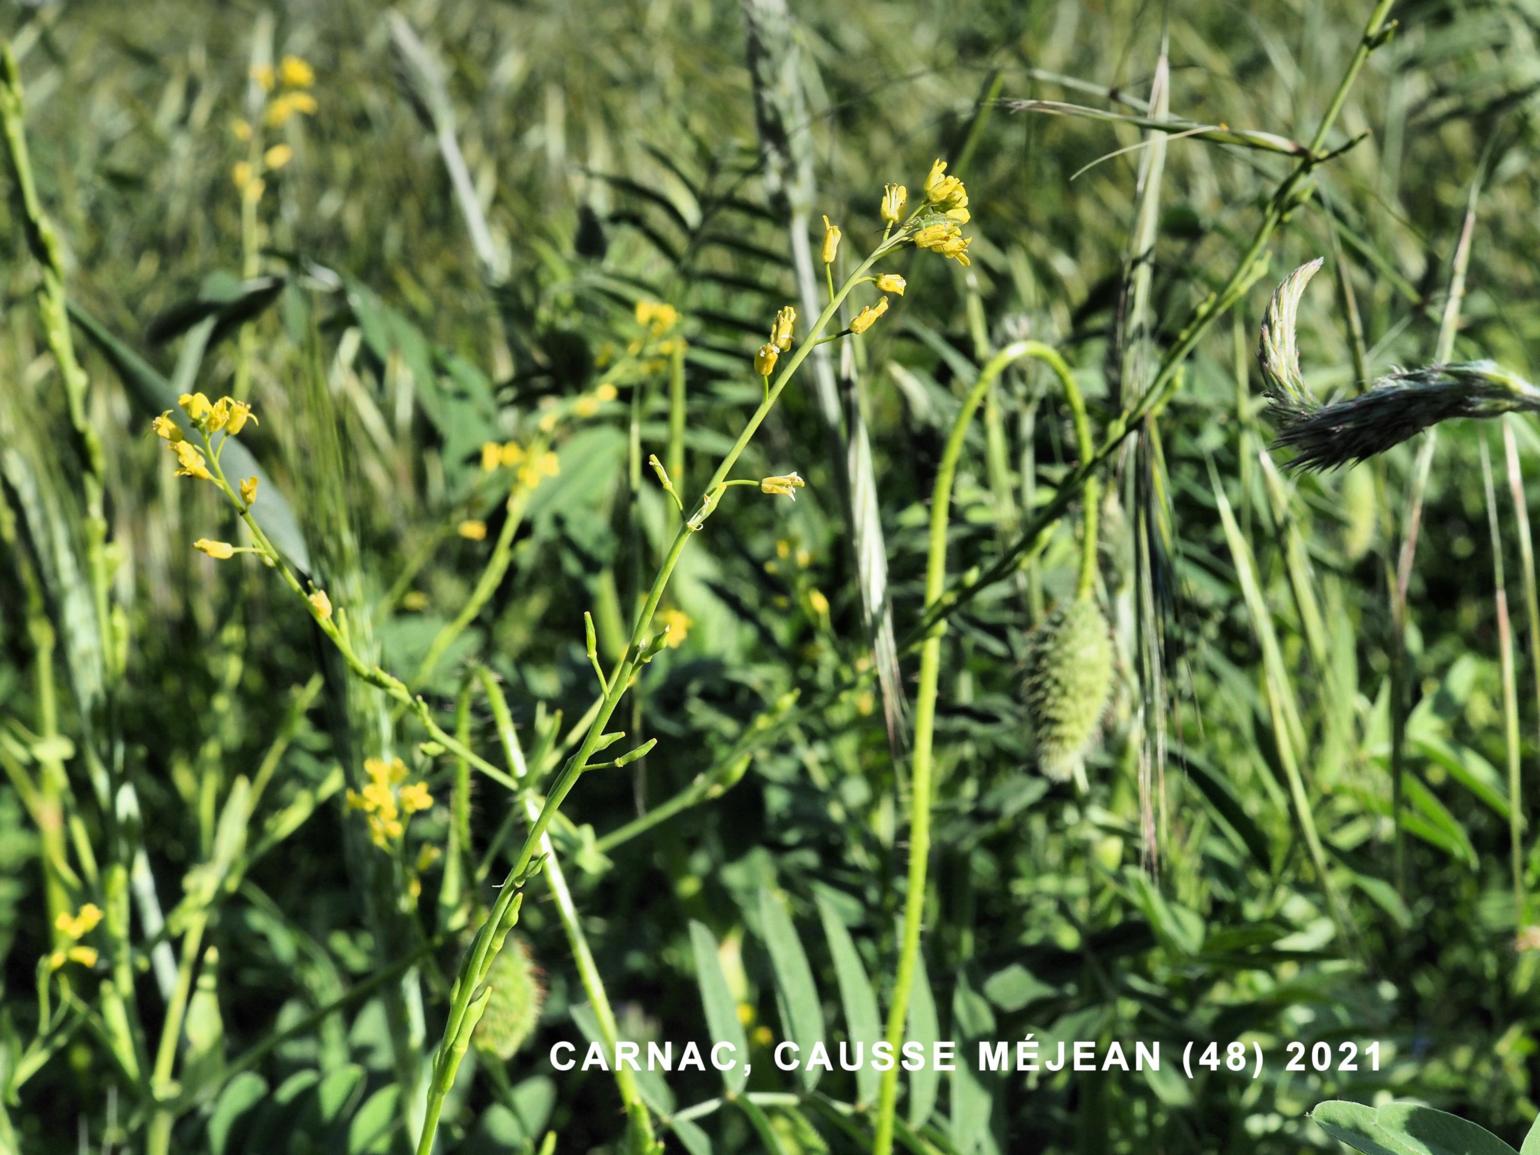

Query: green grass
left=6, top=1, right=1540, bottom=1153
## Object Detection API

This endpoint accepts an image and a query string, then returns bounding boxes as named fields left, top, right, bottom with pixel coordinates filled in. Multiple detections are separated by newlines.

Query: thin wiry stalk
left=1502, top=421, right=1538, bottom=930
left=872, top=341, right=1086, bottom=1155
left=1479, top=438, right=1525, bottom=925
left=742, top=0, right=909, bottom=754
left=918, top=0, right=1399, bottom=634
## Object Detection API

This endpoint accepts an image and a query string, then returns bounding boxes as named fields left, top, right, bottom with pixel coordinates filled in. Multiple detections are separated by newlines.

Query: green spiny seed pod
left=471, top=934, right=545, bottom=1061
left=1023, top=597, right=1114, bottom=786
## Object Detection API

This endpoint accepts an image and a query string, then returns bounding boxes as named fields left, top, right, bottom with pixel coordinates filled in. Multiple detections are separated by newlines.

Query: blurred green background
left=7, top=0, right=1540, bottom=1152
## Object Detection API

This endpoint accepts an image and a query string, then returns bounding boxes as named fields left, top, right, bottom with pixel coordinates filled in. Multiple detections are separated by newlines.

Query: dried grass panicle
left=1274, top=362, right=1540, bottom=471
left=1258, top=260, right=1540, bottom=471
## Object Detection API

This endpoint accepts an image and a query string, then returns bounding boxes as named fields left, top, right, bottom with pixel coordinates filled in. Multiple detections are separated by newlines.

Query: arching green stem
left=872, top=341, right=1091, bottom=1155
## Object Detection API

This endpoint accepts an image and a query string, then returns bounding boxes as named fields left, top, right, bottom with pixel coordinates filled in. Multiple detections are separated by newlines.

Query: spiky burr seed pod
left=471, top=934, right=545, bottom=1061
left=1023, top=596, right=1114, bottom=787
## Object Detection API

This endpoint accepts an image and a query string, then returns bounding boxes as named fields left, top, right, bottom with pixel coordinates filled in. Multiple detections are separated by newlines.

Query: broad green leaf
left=1312, top=1101, right=1415, bottom=1155
left=688, top=921, right=750, bottom=1094
left=1374, top=1103, right=1518, bottom=1155
left=815, top=890, right=882, bottom=1107
left=1313, top=1101, right=1520, bottom=1155
left=758, top=889, right=824, bottom=1091
left=1521, top=1111, right=1540, bottom=1155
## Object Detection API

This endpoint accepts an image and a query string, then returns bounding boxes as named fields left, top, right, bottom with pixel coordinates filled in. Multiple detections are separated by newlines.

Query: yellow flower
left=240, top=476, right=259, bottom=506
left=308, top=589, right=333, bottom=620
left=55, top=903, right=103, bottom=940
left=924, top=158, right=966, bottom=207
left=398, top=781, right=433, bottom=814
left=881, top=183, right=907, bottom=225
left=242, top=177, right=266, bottom=204
left=760, top=471, right=805, bottom=500
left=807, top=589, right=830, bottom=618
left=538, top=411, right=559, bottom=434
left=849, top=296, right=890, bottom=334
left=501, top=441, right=526, bottom=467
left=755, top=343, right=779, bottom=378
left=152, top=411, right=183, bottom=442
left=771, top=305, right=796, bottom=351
left=401, top=590, right=430, bottom=612
left=574, top=395, right=600, bottom=418
left=658, top=608, right=692, bottom=648
left=231, top=117, right=253, bottom=142
left=251, top=64, right=276, bottom=92
left=875, top=274, right=906, bottom=296
left=264, top=143, right=294, bottom=170
left=178, top=391, right=213, bottom=422
left=595, top=382, right=619, bottom=403
left=913, top=222, right=973, bottom=267
left=820, top=214, right=841, bottom=265
left=194, top=539, right=237, bottom=560
left=279, top=55, right=315, bottom=88
left=635, top=300, right=680, bottom=335
left=481, top=441, right=502, bottom=472
left=265, top=91, right=317, bottom=128
left=232, top=161, right=254, bottom=192
left=172, top=441, right=212, bottom=480
left=66, top=945, right=99, bottom=968
left=458, top=519, right=488, bottom=541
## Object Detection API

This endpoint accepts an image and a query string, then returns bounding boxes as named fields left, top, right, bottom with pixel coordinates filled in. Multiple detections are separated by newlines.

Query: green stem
left=872, top=341, right=1070, bottom=1155
left=928, top=0, right=1398, bottom=622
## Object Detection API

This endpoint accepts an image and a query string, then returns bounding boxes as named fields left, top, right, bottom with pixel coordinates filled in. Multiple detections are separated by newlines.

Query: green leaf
left=346, top=1085, right=402, bottom=1154
left=1312, top=1101, right=1520, bottom=1155
left=949, top=972, right=996, bottom=1155
left=67, top=302, right=313, bottom=573
left=815, top=890, right=882, bottom=1107
left=688, top=921, right=750, bottom=1094
left=906, top=951, right=941, bottom=1129
left=571, top=1003, right=675, bottom=1116
left=207, top=1071, right=268, bottom=1155
left=1520, top=1111, right=1540, bottom=1155
left=758, top=890, right=824, bottom=1092
left=1374, top=1103, right=1518, bottom=1155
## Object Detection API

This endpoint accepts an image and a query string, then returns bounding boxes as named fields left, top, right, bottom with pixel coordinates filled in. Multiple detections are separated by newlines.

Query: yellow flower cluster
left=153, top=394, right=259, bottom=498
left=478, top=440, right=562, bottom=491
left=234, top=55, right=317, bottom=200
left=635, top=300, right=679, bottom=336
left=346, top=756, right=433, bottom=849
left=754, top=305, right=797, bottom=378
left=50, top=902, right=102, bottom=971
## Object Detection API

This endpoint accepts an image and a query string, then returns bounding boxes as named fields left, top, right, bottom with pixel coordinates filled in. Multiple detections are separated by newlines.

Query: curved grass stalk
left=872, top=341, right=1090, bottom=1155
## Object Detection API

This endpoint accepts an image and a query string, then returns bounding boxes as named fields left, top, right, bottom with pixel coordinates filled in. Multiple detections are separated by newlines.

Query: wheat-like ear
left=1258, top=261, right=1540, bottom=470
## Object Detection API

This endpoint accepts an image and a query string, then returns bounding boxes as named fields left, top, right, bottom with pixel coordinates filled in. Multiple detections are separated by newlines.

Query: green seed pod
left=1023, top=597, right=1114, bottom=786
left=472, top=934, right=545, bottom=1061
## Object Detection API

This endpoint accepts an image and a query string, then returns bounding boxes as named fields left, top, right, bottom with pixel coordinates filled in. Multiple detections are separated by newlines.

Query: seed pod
left=472, top=935, right=546, bottom=1061
left=1023, top=597, right=1114, bottom=786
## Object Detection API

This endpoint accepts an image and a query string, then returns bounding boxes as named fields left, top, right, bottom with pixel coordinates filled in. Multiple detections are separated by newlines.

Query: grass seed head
left=1023, top=597, right=1114, bottom=786
left=472, top=935, right=546, bottom=1061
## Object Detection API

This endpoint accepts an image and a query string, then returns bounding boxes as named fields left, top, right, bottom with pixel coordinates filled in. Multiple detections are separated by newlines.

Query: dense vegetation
left=5, top=1, right=1540, bottom=1152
